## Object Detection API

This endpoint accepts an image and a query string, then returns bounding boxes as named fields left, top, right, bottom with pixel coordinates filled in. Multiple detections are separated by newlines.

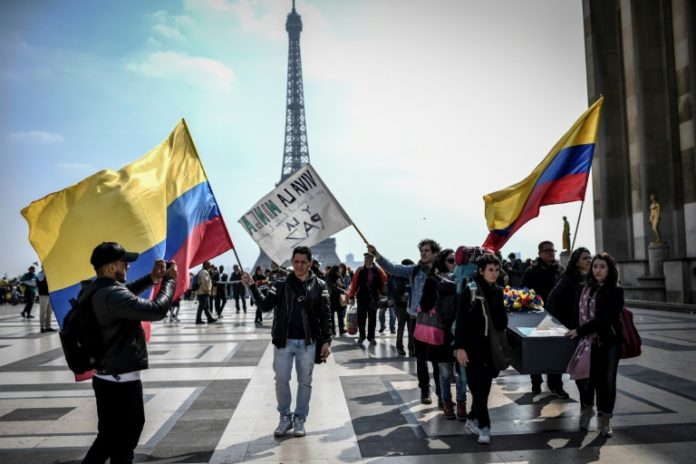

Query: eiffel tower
left=252, top=0, right=341, bottom=271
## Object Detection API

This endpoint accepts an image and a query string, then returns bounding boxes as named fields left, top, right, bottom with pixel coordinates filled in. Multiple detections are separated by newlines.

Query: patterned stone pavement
left=0, top=300, right=694, bottom=463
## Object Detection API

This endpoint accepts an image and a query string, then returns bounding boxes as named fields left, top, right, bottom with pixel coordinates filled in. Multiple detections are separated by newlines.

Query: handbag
left=345, top=305, right=358, bottom=335
left=413, top=305, right=445, bottom=346
left=619, top=306, right=642, bottom=359
left=479, top=296, right=511, bottom=371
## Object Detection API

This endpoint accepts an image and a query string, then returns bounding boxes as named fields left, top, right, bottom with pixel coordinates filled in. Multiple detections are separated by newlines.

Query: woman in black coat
left=419, top=249, right=466, bottom=421
left=547, top=247, right=592, bottom=329
left=566, top=252, right=623, bottom=437
left=454, top=254, right=507, bottom=445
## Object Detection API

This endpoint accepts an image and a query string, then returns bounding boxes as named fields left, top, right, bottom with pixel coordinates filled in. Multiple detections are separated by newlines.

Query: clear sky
left=0, top=0, right=592, bottom=277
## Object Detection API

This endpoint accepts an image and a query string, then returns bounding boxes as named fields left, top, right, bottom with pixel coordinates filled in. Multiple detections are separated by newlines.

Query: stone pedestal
left=648, top=243, right=670, bottom=277
left=559, top=251, right=570, bottom=268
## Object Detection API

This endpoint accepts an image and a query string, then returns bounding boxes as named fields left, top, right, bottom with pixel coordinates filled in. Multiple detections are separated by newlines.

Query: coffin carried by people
left=506, top=310, right=577, bottom=375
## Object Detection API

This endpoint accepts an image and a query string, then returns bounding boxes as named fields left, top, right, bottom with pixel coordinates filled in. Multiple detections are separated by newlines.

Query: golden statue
left=562, top=216, right=571, bottom=251
left=649, top=194, right=662, bottom=244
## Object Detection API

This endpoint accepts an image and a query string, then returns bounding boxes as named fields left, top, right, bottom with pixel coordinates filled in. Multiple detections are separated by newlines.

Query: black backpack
left=190, top=273, right=200, bottom=292
left=59, top=281, right=112, bottom=375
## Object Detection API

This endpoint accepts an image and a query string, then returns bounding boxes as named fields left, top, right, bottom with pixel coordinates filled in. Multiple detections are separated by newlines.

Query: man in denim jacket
left=368, top=239, right=442, bottom=405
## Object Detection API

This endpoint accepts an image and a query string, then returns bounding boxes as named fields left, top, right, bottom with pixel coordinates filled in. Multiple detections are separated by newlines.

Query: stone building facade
left=583, top=0, right=696, bottom=303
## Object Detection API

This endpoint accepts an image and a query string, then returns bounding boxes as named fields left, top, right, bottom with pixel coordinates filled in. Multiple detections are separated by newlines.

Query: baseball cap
left=90, top=242, right=139, bottom=269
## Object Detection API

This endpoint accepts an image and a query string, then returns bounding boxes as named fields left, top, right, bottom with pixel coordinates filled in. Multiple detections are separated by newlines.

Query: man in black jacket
left=242, top=246, right=331, bottom=438
left=521, top=240, right=567, bottom=398
left=230, top=264, right=247, bottom=313
left=82, top=242, right=177, bottom=464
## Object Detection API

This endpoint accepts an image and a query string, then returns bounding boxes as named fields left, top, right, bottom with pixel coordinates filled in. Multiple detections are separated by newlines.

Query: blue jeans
left=379, top=305, right=396, bottom=331
left=438, top=360, right=467, bottom=403
left=273, top=339, right=316, bottom=419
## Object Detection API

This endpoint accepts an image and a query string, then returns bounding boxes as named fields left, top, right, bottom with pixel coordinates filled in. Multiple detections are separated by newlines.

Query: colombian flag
left=21, top=119, right=234, bottom=328
left=482, top=97, right=604, bottom=252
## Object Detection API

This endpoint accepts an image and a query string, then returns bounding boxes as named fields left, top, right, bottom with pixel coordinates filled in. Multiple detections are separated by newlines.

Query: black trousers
left=196, top=295, right=215, bottom=322
left=530, top=373, right=563, bottom=390
left=23, top=288, right=34, bottom=315
left=357, top=300, right=377, bottom=340
left=83, top=377, right=144, bottom=464
left=395, top=305, right=413, bottom=353
left=214, top=292, right=227, bottom=315
left=576, top=341, right=621, bottom=416
left=331, top=307, right=346, bottom=334
left=410, top=316, right=440, bottom=396
left=466, top=361, right=494, bottom=429
left=234, top=289, right=247, bottom=311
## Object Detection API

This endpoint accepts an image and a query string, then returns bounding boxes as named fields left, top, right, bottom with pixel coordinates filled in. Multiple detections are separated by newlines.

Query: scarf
left=566, top=285, right=598, bottom=380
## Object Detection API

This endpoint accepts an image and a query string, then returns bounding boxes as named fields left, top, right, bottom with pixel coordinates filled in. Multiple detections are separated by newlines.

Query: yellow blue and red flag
left=482, top=97, right=604, bottom=252
left=21, top=119, right=234, bottom=327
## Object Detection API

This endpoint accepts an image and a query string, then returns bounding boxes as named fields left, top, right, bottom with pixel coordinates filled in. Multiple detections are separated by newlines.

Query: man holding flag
left=241, top=246, right=332, bottom=438
left=82, top=242, right=177, bottom=464
left=21, top=119, right=235, bottom=457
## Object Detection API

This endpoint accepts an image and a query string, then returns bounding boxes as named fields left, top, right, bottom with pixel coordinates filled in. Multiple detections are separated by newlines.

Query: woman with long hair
left=426, top=249, right=468, bottom=421
left=454, top=254, right=507, bottom=444
left=566, top=252, right=623, bottom=437
left=547, top=247, right=592, bottom=330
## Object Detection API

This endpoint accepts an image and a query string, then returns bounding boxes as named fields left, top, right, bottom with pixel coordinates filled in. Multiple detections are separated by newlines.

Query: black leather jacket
left=250, top=272, right=332, bottom=349
left=88, top=274, right=175, bottom=375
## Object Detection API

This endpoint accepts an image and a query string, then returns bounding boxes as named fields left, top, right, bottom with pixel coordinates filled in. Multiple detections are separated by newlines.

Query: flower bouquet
left=503, top=286, right=544, bottom=312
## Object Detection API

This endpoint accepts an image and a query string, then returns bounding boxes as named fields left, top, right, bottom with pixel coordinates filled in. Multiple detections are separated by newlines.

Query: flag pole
left=231, top=247, right=245, bottom=271
left=570, top=200, right=586, bottom=252
left=352, top=223, right=369, bottom=246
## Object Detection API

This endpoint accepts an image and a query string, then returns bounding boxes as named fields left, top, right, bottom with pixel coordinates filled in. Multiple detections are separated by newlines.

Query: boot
left=579, top=405, right=595, bottom=431
left=456, top=400, right=467, bottom=421
left=599, top=415, right=613, bottom=437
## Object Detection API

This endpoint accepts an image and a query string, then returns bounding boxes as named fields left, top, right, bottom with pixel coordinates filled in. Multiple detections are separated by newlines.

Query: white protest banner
left=238, top=164, right=352, bottom=264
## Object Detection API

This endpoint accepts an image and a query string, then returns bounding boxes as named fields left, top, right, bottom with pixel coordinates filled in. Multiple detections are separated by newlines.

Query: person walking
left=370, top=239, right=442, bottom=406
left=348, top=252, right=388, bottom=345
left=521, top=241, right=566, bottom=397
left=566, top=252, right=624, bottom=437
left=214, top=265, right=228, bottom=318
left=455, top=254, right=507, bottom=445
left=423, top=249, right=467, bottom=421
left=195, top=262, right=216, bottom=325
left=241, top=246, right=332, bottom=438
left=36, top=267, right=56, bottom=333
left=326, top=265, right=347, bottom=336
left=547, top=247, right=592, bottom=332
left=20, top=265, right=38, bottom=318
left=230, top=265, right=247, bottom=314
left=387, top=259, right=414, bottom=356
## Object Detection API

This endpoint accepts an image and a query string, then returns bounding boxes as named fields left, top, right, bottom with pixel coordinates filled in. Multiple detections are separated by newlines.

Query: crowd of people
left=3, top=237, right=625, bottom=461
left=233, top=238, right=624, bottom=445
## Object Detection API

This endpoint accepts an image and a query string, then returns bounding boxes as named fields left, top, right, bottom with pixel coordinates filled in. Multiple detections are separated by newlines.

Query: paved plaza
left=0, top=301, right=694, bottom=463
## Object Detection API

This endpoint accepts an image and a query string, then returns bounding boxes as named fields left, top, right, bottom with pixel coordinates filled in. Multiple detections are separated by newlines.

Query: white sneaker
left=274, top=415, right=293, bottom=437
left=293, top=417, right=306, bottom=437
left=466, top=418, right=480, bottom=435
left=478, top=426, right=491, bottom=444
